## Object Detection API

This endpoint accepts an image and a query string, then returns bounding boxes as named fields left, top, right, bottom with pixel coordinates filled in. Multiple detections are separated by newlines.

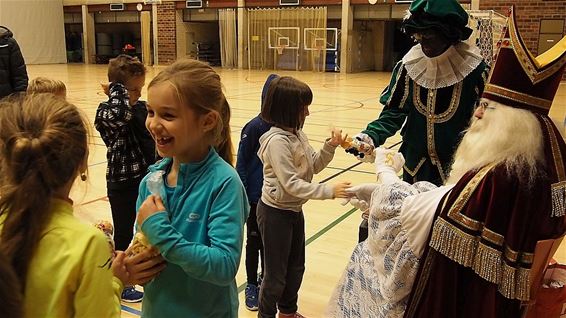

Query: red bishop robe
left=404, top=163, right=566, bottom=318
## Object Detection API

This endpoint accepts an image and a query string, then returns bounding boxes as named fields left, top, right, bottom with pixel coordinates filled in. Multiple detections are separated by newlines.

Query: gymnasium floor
left=26, top=64, right=566, bottom=317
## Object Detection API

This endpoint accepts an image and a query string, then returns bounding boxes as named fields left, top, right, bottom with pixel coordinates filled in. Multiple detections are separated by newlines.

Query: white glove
left=342, top=183, right=380, bottom=212
left=345, top=133, right=376, bottom=163
left=373, top=147, right=405, bottom=184
left=341, top=197, right=369, bottom=213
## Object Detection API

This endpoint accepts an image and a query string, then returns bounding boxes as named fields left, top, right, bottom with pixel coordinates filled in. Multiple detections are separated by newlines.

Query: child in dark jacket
left=236, top=74, right=279, bottom=311
left=94, top=54, right=155, bottom=302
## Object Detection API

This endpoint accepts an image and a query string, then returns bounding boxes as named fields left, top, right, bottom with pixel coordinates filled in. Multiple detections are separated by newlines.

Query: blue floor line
left=121, top=304, right=142, bottom=315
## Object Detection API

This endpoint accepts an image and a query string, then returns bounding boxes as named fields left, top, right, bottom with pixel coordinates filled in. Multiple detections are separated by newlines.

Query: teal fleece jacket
left=137, top=148, right=249, bottom=318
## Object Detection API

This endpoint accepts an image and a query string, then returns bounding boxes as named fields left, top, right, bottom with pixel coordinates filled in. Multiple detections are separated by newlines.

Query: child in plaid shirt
left=95, top=54, right=155, bottom=302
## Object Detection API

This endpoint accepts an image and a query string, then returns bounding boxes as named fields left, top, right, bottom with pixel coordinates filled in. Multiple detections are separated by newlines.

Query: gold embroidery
left=482, top=227, right=504, bottom=246
left=504, top=246, right=519, bottom=263
left=399, top=71, right=410, bottom=109
left=383, top=63, right=405, bottom=107
left=430, top=218, right=478, bottom=268
left=431, top=218, right=531, bottom=301
left=508, top=12, right=566, bottom=84
left=485, top=84, right=552, bottom=110
left=520, top=252, right=534, bottom=265
left=543, top=117, right=565, bottom=181
left=413, top=82, right=462, bottom=123
left=404, top=157, right=426, bottom=177
left=499, top=263, right=531, bottom=301
left=542, top=117, right=566, bottom=217
left=447, top=164, right=496, bottom=231
left=413, top=83, right=463, bottom=183
left=473, top=242, right=502, bottom=283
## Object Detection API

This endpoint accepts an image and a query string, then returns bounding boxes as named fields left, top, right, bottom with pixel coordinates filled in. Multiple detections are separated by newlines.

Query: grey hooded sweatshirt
left=257, top=126, right=337, bottom=212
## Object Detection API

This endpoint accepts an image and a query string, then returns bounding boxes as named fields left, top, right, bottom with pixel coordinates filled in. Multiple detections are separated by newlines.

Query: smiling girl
left=133, top=59, right=249, bottom=317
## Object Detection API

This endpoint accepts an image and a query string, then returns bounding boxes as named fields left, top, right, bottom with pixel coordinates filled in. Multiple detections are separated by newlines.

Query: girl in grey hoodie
left=256, top=76, right=351, bottom=318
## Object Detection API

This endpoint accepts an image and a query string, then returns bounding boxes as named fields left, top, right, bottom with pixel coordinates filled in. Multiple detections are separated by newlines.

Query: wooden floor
left=26, top=64, right=566, bottom=318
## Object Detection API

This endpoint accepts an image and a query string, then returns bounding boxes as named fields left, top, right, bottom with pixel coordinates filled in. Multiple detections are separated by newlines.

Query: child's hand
left=333, top=181, right=352, bottom=199
left=100, top=82, right=110, bottom=96
left=137, top=195, right=166, bottom=226
left=329, top=129, right=348, bottom=147
left=111, top=251, right=130, bottom=285
left=124, top=250, right=166, bottom=286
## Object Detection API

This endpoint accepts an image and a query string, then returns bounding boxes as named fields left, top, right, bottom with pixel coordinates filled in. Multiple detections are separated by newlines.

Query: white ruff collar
left=402, top=42, right=484, bottom=89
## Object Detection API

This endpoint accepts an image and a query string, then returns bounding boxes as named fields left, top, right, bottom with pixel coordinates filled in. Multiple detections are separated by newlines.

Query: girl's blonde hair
left=27, top=77, right=66, bottom=96
left=0, top=93, right=88, bottom=288
left=148, top=59, right=233, bottom=165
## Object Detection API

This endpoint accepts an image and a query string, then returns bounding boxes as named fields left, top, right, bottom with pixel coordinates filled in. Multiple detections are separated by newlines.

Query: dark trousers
left=358, top=218, right=369, bottom=243
left=246, top=203, right=264, bottom=285
left=107, top=186, right=139, bottom=251
left=257, top=200, right=305, bottom=318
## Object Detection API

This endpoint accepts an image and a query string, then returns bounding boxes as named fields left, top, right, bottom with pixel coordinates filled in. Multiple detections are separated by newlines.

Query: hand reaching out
left=329, top=128, right=348, bottom=147
left=333, top=181, right=352, bottom=199
left=341, top=183, right=380, bottom=212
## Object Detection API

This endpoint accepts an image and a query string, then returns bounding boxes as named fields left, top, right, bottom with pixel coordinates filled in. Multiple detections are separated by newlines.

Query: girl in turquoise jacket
left=133, top=59, right=249, bottom=318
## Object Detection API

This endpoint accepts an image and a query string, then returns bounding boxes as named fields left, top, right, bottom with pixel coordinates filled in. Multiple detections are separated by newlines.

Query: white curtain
left=247, top=7, right=327, bottom=71
left=0, top=0, right=66, bottom=64
left=219, top=9, right=237, bottom=68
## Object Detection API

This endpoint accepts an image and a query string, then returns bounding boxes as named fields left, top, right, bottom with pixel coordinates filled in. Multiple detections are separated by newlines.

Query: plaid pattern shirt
left=95, top=83, right=148, bottom=186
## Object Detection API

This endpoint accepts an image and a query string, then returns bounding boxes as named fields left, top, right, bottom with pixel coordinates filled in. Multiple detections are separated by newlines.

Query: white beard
left=447, top=101, right=544, bottom=185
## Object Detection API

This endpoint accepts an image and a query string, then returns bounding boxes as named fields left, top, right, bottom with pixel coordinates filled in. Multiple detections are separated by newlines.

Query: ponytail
left=0, top=177, right=51, bottom=287
left=0, top=94, right=88, bottom=290
left=0, top=250, right=23, bottom=318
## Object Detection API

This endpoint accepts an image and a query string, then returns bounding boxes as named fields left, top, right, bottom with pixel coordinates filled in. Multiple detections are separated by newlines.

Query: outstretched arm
left=363, top=61, right=411, bottom=146
left=347, top=62, right=410, bottom=162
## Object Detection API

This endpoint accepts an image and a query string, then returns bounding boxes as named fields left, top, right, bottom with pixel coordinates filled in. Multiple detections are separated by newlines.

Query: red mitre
left=484, top=6, right=566, bottom=218
left=483, top=7, right=566, bottom=115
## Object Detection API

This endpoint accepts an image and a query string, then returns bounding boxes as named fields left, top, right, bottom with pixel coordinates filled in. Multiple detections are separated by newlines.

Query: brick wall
left=479, top=0, right=566, bottom=79
left=157, top=1, right=177, bottom=65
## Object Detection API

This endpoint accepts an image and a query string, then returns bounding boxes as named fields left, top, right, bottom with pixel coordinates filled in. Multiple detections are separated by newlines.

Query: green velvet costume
left=363, top=52, right=489, bottom=186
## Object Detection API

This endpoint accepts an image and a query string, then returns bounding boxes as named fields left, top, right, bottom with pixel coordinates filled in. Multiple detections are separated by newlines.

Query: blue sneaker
left=245, top=283, right=259, bottom=311
left=121, top=286, right=143, bottom=303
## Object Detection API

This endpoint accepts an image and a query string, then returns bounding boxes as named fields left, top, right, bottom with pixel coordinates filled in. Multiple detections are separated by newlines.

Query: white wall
left=0, top=0, right=66, bottom=64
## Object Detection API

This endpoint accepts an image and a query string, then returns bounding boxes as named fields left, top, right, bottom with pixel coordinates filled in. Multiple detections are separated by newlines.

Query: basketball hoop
left=276, top=45, right=288, bottom=55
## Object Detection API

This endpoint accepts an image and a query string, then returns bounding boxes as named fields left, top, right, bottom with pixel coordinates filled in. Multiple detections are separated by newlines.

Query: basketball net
left=276, top=45, right=287, bottom=55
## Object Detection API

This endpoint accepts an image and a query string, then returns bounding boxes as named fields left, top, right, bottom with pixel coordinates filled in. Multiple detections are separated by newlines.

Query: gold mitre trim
left=484, top=84, right=553, bottom=110
left=506, top=7, right=566, bottom=84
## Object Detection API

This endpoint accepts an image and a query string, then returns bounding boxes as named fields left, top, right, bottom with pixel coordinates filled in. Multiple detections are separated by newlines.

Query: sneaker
left=121, top=286, right=143, bottom=303
left=245, top=283, right=259, bottom=311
